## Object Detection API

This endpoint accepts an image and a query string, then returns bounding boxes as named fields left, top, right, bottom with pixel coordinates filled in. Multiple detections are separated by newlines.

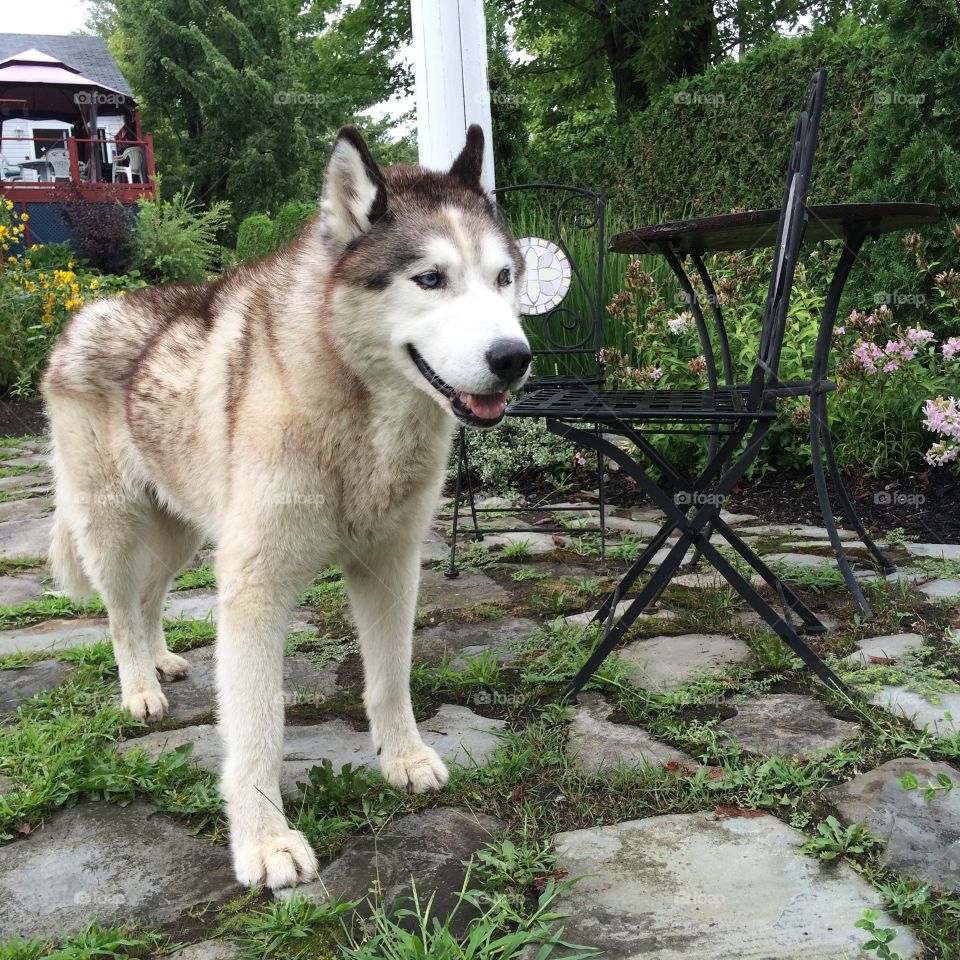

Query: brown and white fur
left=41, top=126, right=529, bottom=888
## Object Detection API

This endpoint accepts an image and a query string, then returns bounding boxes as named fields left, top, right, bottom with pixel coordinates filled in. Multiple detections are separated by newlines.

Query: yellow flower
left=89, top=278, right=100, bottom=290
left=20, top=213, right=29, bottom=221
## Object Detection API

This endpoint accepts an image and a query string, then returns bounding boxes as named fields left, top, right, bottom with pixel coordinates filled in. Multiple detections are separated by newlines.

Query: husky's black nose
left=486, top=340, right=531, bottom=381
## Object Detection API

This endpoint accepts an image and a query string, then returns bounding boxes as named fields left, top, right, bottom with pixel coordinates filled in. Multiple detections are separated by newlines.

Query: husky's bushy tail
left=49, top=514, right=95, bottom=601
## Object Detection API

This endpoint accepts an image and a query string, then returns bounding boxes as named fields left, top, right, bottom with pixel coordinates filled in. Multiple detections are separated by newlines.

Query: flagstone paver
left=165, top=590, right=218, bottom=621
left=567, top=693, right=694, bottom=773
left=416, top=568, right=509, bottom=612
left=719, top=693, right=859, bottom=756
left=620, top=633, right=752, bottom=693
left=0, top=497, right=51, bottom=523
left=1, top=658, right=76, bottom=714
left=562, top=601, right=674, bottom=628
left=154, top=645, right=340, bottom=723
left=166, top=942, right=240, bottom=960
left=0, top=774, right=14, bottom=793
left=904, top=542, right=960, bottom=561
left=414, top=616, right=535, bottom=666
left=869, top=686, right=960, bottom=738
left=763, top=551, right=838, bottom=568
left=0, top=617, right=109, bottom=655
left=550, top=811, right=919, bottom=959
left=0, top=514, right=52, bottom=559
left=118, top=704, right=506, bottom=794
left=826, top=757, right=960, bottom=891
left=0, top=571, right=46, bottom=605
left=845, top=632, right=924, bottom=665
left=0, top=801, right=238, bottom=939
left=920, top=578, right=960, bottom=601
left=278, top=807, right=503, bottom=934
left=479, top=530, right=559, bottom=554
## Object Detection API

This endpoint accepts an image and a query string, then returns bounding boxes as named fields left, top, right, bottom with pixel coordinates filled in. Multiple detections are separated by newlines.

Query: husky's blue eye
left=413, top=271, right=442, bottom=289
left=497, top=268, right=511, bottom=287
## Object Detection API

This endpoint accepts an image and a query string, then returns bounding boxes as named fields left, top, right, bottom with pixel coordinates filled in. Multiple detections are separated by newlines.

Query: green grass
left=173, top=564, right=216, bottom=591
left=1, top=498, right=959, bottom=956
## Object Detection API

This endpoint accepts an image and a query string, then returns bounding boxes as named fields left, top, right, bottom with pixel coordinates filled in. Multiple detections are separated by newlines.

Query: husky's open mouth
left=407, top=345, right=507, bottom=427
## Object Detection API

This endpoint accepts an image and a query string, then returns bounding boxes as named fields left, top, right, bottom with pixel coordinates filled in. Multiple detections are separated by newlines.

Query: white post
left=410, top=0, right=496, bottom=192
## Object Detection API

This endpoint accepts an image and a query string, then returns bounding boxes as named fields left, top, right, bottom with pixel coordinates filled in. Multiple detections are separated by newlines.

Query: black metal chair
left=445, top=184, right=609, bottom=577
left=509, top=69, right=850, bottom=700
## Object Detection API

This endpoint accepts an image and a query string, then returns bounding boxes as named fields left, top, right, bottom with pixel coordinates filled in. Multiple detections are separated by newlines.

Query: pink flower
left=834, top=325, right=846, bottom=336
left=852, top=339, right=884, bottom=372
left=943, top=337, right=960, bottom=360
left=651, top=366, right=663, bottom=382
left=573, top=451, right=587, bottom=468
left=906, top=326, right=934, bottom=344
left=883, top=339, right=916, bottom=363
left=922, top=396, right=960, bottom=467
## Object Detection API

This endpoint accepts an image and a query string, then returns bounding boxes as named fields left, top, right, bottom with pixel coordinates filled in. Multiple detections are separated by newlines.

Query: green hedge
left=598, top=22, right=886, bottom=219
left=531, top=5, right=960, bottom=326
left=234, top=201, right=317, bottom=263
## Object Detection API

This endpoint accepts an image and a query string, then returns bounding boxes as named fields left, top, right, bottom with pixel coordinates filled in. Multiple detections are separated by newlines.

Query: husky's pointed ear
left=449, top=124, right=485, bottom=191
left=319, top=126, right=387, bottom=254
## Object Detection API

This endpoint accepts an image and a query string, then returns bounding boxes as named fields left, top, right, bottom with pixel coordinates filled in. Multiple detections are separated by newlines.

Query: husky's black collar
left=406, top=345, right=505, bottom=428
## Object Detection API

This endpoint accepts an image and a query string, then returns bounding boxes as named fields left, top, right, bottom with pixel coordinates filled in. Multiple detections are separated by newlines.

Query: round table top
left=609, top=202, right=941, bottom=255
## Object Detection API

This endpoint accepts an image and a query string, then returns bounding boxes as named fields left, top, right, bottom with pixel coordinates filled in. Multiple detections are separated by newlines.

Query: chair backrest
left=47, top=147, right=70, bottom=179
left=492, top=184, right=606, bottom=388
left=749, top=69, right=827, bottom=406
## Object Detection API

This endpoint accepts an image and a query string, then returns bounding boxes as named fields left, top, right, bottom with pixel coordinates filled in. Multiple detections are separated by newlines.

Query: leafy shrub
left=274, top=201, right=316, bottom=246
left=132, top=188, right=231, bottom=283
left=58, top=194, right=135, bottom=272
left=235, top=201, right=318, bottom=263
left=0, top=202, right=145, bottom=394
left=454, top=417, right=581, bottom=495
left=603, top=236, right=960, bottom=477
left=235, top=213, right=275, bottom=263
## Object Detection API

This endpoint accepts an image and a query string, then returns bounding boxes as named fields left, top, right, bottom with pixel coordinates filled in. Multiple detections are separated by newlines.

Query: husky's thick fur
left=41, top=126, right=530, bottom=888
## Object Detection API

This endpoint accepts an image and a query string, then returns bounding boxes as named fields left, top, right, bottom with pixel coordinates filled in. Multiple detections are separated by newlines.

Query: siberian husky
left=41, top=125, right=530, bottom=888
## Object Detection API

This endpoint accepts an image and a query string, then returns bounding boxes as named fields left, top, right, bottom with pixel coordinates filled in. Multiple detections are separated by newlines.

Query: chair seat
left=507, top=385, right=775, bottom=424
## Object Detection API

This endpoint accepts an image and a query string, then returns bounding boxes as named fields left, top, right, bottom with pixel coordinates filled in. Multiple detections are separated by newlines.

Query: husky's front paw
left=233, top=829, right=319, bottom=889
left=380, top=744, right=449, bottom=793
left=155, top=651, right=191, bottom=682
left=122, top=686, right=168, bottom=722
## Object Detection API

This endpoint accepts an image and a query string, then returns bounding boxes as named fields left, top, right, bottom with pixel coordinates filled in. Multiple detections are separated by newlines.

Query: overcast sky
left=5, top=1, right=91, bottom=36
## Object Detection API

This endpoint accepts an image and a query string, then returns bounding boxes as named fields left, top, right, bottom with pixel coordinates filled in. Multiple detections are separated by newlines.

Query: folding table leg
left=809, top=392, right=872, bottom=615
left=820, top=410, right=896, bottom=574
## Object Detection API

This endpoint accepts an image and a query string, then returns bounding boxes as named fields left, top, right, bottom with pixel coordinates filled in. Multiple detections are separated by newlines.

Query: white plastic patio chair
left=112, top=146, right=144, bottom=183
left=0, top=155, right=21, bottom=180
left=46, top=147, right=71, bottom=180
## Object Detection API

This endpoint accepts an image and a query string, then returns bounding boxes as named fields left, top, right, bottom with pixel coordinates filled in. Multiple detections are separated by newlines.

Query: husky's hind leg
left=139, top=508, right=203, bottom=682
left=48, top=399, right=167, bottom=722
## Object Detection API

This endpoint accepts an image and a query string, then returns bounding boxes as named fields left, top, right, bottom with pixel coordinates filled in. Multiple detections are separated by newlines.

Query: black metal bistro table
left=608, top=201, right=941, bottom=616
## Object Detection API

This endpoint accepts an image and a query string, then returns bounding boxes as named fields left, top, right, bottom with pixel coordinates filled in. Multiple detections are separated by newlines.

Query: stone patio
left=0, top=441, right=958, bottom=955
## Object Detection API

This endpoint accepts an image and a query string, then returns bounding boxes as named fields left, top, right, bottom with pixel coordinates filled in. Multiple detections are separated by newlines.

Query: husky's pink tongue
left=462, top=392, right=507, bottom=420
